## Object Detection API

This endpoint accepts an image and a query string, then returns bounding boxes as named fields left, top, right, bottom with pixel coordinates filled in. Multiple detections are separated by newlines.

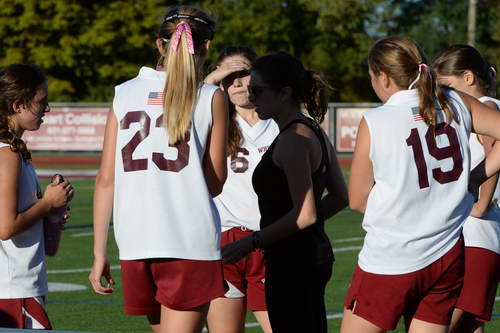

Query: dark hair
left=0, top=64, right=47, bottom=161
left=215, top=46, right=257, bottom=157
left=368, top=36, right=452, bottom=127
left=157, top=6, right=216, bottom=144
left=433, top=44, right=496, bottom=97
left=251, top=51, right=331, bottom=123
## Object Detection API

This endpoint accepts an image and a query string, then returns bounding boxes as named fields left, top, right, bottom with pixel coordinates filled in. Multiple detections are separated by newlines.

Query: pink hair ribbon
left=408, top=63, right=430, bottom=90
left=170, top=21, right=194, bottom=54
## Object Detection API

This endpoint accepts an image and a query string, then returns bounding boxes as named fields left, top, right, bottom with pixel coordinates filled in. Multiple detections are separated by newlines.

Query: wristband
left=470, top=159, right=487, bottom=186
left=251, top=231, right=263, bottom=250
left=469, top=159, right=487, bottom=202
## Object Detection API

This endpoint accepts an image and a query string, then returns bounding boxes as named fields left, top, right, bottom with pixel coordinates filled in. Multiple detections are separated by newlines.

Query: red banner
left=24, top=107, right=109, bottom=151
left=335, top=108, right=369, bottom=152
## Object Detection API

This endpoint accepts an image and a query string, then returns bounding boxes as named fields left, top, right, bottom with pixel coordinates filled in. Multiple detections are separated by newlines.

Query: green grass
left=39, top=178, right=500, bottom=332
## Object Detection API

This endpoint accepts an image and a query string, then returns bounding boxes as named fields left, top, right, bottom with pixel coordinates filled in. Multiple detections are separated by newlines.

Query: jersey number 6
left=406, top=123, right=463, bottom=189
left=120, top=111, right=190, bottom=173
left=230, top=147, right=249, bottom=173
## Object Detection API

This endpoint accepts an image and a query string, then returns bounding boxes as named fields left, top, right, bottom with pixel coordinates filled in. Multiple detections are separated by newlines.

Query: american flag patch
left=147, top=92, right=164, bottom=105
left=411, top=107, right=423, bottom=121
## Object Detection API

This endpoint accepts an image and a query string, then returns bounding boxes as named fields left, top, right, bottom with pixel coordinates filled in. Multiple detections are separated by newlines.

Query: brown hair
left=157, top=6, right=216, bottom=144
left=214, top=46, right=257, bottom=157
left=0, top=64, right=47, bottom=161
left=368, top=36, right=452, bottom=127
left=251, top=51, right=332, bottom=123
left=433, top=44, right=496, bottom=97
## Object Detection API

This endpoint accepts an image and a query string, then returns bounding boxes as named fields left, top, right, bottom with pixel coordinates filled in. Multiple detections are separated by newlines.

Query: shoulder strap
left=279, top=118, right=330, bottom=171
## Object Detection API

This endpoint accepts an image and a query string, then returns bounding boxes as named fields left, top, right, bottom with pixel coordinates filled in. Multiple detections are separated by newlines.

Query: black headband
left=164, top=13, right=214, bottom=31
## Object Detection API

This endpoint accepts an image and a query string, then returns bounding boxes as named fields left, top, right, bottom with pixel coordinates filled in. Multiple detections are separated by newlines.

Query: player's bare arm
left=204, top=59, right=250, bottom=85
left=0, top=147, right=70, bottom=240
left=89, top=108, right=117, bottom=295
left=471, top=134, right=498, bottom=217
left=461, top=91, right=500, bottom=140
left=203, top=88, right=229, bottom=197
left=317, top=129, right=348, bottom=220
left=349, top=118, right=374, bottom=213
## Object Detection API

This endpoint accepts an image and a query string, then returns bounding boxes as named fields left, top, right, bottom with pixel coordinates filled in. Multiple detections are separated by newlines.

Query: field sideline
left=40, top=178, right=499, bottom=332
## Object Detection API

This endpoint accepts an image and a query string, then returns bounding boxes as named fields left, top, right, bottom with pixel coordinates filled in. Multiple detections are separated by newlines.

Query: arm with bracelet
left=470, top=142, right=500, bottom=201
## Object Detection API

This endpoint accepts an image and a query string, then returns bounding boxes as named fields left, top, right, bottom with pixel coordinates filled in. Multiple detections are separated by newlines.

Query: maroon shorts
left=120, top=258, right=226, bottom=315
left=0, top=296, right=52, bottom=329
left=221, top=227, right=267, bottom=311
left=344, top=237, right=465, bottom=330
left=455, top=247, right=500, bottom=321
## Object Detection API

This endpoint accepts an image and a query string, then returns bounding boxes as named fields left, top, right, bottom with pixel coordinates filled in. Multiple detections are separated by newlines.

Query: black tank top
left=252, top=118, right=334, bottom=270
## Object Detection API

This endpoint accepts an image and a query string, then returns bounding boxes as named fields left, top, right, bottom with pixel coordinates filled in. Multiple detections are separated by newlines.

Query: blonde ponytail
left=162, top=28, right=199, bottom=144
left=157, top=6, right=216, bottom=144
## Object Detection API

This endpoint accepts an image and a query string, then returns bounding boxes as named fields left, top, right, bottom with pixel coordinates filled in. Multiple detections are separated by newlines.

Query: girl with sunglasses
left=0, top=64, right=73, bottom=329
left=89, top=6, right=228, bottom=333
left=222, top=51, right=348, bottom=332
left=433, top=44, right=499, bottom=333
left=204, top=46, right=277, bottom=333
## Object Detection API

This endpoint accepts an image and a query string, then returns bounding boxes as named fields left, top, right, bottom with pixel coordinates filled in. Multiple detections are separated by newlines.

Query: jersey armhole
left=449, top=90, right=472, bottom=135
left=207, top=85, right=221, bottom=129
left=362, top=114, right=375, bottom=164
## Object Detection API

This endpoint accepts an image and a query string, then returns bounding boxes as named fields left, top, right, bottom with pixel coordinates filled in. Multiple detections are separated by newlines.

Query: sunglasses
left=28, top=99, right=50, bottom=117
left=247, top=85, right=273, bottom=98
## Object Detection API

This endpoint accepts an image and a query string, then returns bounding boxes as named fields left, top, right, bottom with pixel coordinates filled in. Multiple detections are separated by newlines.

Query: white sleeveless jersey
left=214, top=115, right=279, bottom=232
left=461, top=96, right=500, bottom=253
left=0, top=143, right=47, bottom=298
left=112, top=67, right=221, bottom=260
left=359, top=89, right=474, bottom=275
left=479, top=96, right=500, bottom=202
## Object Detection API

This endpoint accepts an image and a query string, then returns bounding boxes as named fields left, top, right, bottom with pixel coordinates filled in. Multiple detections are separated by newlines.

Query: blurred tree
left=1, top=0, right=498, bottom=102
left=299, top=0, right=382, bottom=101
left=0, top=0, right=169, bottom=101
left=375, top=0, right=500, bottom=95
left=202, top=0, right=382, bottom=102
left=0, top=0, right=382, bottom=102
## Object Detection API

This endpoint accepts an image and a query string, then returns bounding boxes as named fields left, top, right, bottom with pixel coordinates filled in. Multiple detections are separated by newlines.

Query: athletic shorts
left=344, top=237, right=465, bottom=330
left=221, top=227, right=267, bottom=311
left=120, top=258, right=226, bottom=315
left=455, top=246, right=500, bottom=321
left=0, top=296, right=52, bottom=329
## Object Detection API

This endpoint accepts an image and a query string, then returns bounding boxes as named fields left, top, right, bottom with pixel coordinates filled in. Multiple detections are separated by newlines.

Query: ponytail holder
left=170, top=21, right=195, bottom=55
left=408, top=63, right=429, bottom=90
left=7, top=128, right=18, bottom=147
left=7, top=128, right=18, bottom=140
left=490, top=66, right=497, bottom=80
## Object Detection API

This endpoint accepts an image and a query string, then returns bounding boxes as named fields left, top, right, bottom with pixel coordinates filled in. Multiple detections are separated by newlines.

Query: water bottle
left=44, top=174, right=67, bottom=256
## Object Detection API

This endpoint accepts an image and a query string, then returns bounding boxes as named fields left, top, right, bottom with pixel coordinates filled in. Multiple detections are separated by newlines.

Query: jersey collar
left=385, top=89, right=419, bottom=106
left=138, top=66, right=166, bottom=80
left=235, top=114, right=273, bottom=142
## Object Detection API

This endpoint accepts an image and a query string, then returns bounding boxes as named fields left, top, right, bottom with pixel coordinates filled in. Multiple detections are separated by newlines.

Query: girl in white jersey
left=204, top=46, right=277, bottom=333
left=343, top=36, right=500, bottom=333
left=433, top=45, right=499, bottom=333
left=0, top=64, right=73, bottom=329
left=88, top=6, right=228, bottom=333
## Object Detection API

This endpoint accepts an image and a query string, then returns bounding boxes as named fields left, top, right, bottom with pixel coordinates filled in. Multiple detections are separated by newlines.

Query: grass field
left=40, top=177, right=500, bottom=333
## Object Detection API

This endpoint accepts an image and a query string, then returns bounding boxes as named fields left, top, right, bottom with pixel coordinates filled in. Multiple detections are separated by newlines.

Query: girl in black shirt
left=222, top=52, right=348, bottom=333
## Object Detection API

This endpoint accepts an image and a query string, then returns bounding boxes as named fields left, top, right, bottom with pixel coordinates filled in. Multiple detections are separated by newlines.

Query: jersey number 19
left=406, top=123, right=463, bottom=189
